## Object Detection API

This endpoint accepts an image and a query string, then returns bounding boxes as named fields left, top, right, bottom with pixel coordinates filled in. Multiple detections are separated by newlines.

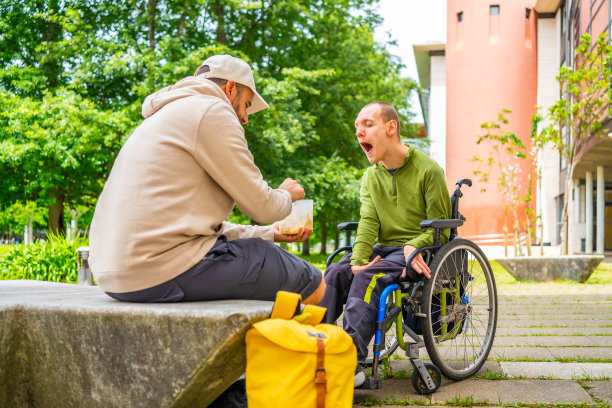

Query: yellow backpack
left=246, top=291, right=356, bottom=408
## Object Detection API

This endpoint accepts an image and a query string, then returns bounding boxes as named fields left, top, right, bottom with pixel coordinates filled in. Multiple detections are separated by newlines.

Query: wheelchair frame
left=326, top=178, right=498, bottom=394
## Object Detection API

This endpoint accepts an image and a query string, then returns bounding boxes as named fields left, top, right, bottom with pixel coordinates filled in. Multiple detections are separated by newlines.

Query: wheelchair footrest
left=356, top=375, right=383, bottom=390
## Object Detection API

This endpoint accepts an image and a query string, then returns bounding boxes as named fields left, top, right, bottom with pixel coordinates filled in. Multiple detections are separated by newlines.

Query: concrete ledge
left=0, top=280, right=273, bottom=408
left=496, top=255, right=604, bottom=282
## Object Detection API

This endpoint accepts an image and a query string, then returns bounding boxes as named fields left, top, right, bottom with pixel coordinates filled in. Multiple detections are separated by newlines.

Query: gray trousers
left=106, top=236, right=322, bottom=303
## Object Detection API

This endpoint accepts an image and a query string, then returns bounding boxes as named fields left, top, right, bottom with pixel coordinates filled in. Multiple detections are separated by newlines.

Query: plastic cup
left=278, top=199, right=313, bottom=234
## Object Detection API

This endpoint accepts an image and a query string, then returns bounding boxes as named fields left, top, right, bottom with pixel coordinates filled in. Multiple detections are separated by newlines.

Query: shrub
left=0, top=234, right=88, bottom=283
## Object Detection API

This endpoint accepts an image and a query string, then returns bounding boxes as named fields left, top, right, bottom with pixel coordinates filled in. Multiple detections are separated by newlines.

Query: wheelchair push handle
left=455, top=178, right=472, bottom=189
left=453, top=178, right=472, bottom=198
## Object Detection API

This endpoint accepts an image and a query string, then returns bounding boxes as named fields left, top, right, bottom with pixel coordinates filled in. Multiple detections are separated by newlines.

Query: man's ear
left=223, top=80, right=237, bottom=99
left=387, top=120, right=398, bottom=137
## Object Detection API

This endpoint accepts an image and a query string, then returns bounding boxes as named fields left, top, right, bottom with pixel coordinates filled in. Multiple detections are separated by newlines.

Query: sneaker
left=354, top=365, right=365, bottom=388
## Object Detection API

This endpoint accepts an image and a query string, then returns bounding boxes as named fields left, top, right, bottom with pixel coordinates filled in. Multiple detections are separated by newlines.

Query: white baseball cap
left=194, top=54, right=270, bottom=115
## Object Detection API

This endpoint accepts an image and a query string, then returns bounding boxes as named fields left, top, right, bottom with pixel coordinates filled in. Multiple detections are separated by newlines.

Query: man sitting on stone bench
left=89, top=54, right=325, bottom=305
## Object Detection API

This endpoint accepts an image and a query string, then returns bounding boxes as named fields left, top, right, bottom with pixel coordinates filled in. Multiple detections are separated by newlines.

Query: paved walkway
left=354, top=282, right=612, bottom=407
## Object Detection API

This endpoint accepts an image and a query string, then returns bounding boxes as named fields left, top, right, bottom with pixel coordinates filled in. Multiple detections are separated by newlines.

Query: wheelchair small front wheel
left=411, top=363, right=441, bottom=395
left=421, top=238, right=497, bottom=381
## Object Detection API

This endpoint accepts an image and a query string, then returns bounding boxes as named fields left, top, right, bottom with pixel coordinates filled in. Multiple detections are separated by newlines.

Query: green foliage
left=540, top=32, right=612, bottom=254
left=0, top=0, right=416, bottom=240
left=0, top=234, right=88, bottom=283
left=0, top=201, right=47, bottom=239
left=0, top=88, right=131, bottom=233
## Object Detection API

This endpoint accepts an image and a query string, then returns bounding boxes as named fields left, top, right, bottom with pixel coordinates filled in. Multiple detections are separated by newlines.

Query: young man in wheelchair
left=320, top=101, right=451, bottom=388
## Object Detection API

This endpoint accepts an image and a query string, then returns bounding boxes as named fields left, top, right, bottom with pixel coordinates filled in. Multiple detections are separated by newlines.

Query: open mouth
left=361, top=142, right=373, bottom=154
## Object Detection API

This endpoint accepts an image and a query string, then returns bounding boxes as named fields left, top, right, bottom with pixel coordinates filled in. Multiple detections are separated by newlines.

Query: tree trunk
left=48, top=195, right=65, bottom=236
left=215, top=1, right=226, bottom=44
left=178, top=0, right=188, bottom=37
left=561, top=161, right=574, bottom=255
left=148, top=0, right=157, bottom=50
left=503, top=225, right=508, bottom=257
left=38, top=1, right=61, bottom=88
left=525, top=217, right=532, bottom=256
left=539, top=217, right=544, bottom=256
left=301, top=237, right=310, bottom=257
left=319, top=222, right=327, bottom=255
left=334, top=229, right=339, bottom=251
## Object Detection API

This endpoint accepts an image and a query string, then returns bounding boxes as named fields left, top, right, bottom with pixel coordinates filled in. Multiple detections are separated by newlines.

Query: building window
left=457, top=11, right=463, bottom=22
left=490, top=5, right=500, bottom=15
left=525, top=8, right=531, bottom=19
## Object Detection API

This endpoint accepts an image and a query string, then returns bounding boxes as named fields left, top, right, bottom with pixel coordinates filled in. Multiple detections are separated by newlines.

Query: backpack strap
left=314, top=338, right=327, bottom=408
left=271, top=291, right=302, bottom=320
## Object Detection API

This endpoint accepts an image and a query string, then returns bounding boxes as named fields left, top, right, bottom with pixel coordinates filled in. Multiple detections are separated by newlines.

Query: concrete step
left=354, top=379, right=595, bottom=406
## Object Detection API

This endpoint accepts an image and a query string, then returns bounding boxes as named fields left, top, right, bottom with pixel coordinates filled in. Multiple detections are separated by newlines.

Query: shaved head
left=361, top=102, right=400, bottom=138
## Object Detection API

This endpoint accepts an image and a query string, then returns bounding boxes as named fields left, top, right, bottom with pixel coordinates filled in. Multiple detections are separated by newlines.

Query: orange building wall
left=446, top=0, right=538, bottom=240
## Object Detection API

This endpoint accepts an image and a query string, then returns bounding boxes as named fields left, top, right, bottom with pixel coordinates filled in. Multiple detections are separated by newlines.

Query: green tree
left=0, top=0, right=416, bottom=241
left=0, top=90, right=130, bottom=234
left=541, top=33, right=612, bottom=254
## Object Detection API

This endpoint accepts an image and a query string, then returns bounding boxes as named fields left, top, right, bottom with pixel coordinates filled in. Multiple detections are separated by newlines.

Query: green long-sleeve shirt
left=350, top=147, right=452, bottom=266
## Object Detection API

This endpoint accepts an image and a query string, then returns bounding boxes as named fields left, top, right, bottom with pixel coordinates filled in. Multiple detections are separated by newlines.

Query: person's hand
left=273, top=223, right=312, bottom=242
left=402, top=244, right=431, bottom=279
left=350, top=255, right=382, bottom=275
left=278, top=178, right=305, bottom=202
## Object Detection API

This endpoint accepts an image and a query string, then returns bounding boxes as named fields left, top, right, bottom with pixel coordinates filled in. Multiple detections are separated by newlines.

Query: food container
left=278, top=199, right=313, bottom=234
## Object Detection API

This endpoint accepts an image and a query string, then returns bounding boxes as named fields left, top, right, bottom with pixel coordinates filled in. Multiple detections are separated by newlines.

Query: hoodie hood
left=141, top=76, right=233, bottom=119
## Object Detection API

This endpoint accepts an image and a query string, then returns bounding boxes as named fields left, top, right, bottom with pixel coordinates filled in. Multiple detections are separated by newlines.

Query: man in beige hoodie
left=89, top=55, right=325, bottom=305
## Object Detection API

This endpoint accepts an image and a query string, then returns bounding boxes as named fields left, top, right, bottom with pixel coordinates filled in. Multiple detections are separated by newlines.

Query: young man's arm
left=403, top=164, right=452, bottom=278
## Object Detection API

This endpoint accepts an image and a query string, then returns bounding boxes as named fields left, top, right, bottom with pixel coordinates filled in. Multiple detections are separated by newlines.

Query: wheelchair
left=325, top=179, right=498, bottom=394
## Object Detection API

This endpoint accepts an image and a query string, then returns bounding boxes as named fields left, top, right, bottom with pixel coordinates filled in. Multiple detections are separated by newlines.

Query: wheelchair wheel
left=421, top=238, right=497, bottom=381
left=411, top=363, right=441, bottom=395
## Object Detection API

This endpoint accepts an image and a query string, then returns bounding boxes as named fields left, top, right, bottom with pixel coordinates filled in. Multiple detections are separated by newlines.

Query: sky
left=374, top=0, right=447, bottom=123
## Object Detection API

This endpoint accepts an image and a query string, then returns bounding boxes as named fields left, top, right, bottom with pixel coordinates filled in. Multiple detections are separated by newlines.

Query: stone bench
left=495, top=255, right=605, bottom=282
left=0, top=280, right=273, bottom=408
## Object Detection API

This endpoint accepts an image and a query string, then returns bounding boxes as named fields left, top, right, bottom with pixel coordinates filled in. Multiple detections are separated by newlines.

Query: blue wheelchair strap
left=373, top=283, right=399, bottom=354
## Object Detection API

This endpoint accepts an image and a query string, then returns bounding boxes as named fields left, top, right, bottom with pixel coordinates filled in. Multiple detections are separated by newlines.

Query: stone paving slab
left=588, top=335, right=612, bottom=346
left=499, top=304, right=610, bottom=310
left=584, top=380, right=612, bottom=404
left=500, top=361, right=612, bottom=379
left=488, top=346, right=556, bottom=360
left=493, top=336, right=602, bottom=346
left=499, top=297, right=612, bottom=303
left=496, top=327, right=612, bottom=335
left=497, top=285, right=612, bottom=295
left=547, top=346, right=612, bottom=360
left=497, top=317, right=612, bottom=325
left=353, top=379, right=594, bottom=406
left=387, top=360, right=501, bottom=377
left=489, top=346, right=612, bottom=360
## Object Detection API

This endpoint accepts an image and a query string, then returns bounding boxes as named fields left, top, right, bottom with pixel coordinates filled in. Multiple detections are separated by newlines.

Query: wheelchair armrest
left=420, top=219, right=464, bottom=229
left=326, top=246, right=352, bottom=267
left=337, top=222, right=358, bottom=231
